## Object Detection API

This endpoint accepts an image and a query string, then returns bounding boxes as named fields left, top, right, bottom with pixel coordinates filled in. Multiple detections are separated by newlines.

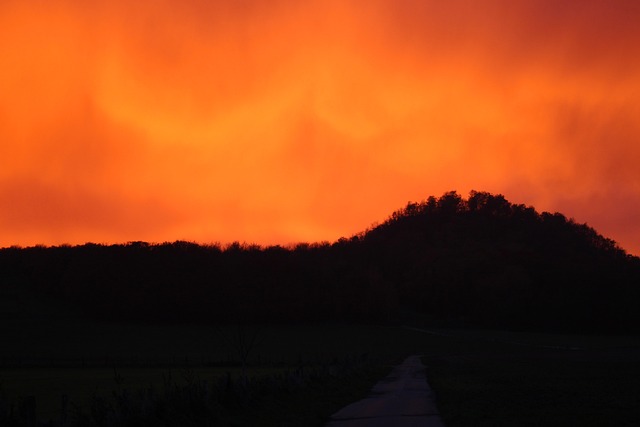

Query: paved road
left=325, top=355, right=445, bottom=427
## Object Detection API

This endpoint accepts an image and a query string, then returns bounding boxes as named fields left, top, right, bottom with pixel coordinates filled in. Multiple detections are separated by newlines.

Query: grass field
left=2, top=286, right=639, bottom=426
left=3, top=321, right=640, bottom=425
left=412, top=327, right=640, bottom=427
left=428, top=350, right=640, bottom=427
left=1, top=317, right=416, bottom=425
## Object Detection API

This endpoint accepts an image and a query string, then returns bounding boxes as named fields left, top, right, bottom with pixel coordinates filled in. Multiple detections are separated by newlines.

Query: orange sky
left=1, top=0, right=639, bottom=254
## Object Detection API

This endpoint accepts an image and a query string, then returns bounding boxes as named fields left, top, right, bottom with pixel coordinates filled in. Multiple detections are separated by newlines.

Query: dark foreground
left=1, top=319, right=639, bottom=426
left=420, top=328, right=640, bottom=427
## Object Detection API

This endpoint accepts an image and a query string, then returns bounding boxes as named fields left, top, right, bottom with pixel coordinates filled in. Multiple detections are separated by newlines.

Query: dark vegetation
left=0, top=355, right=382, bottom=427
left=0, top=320, right=395, bottom=426
left=2, top=323, right=639, bottom=426
left=422, top=329, right=640, bottom=427
left=2, top=190, right=639, bottom=332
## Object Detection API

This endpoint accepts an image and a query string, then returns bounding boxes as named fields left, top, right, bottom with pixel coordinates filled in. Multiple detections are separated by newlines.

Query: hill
left=1, top=190, right=639, bottom=332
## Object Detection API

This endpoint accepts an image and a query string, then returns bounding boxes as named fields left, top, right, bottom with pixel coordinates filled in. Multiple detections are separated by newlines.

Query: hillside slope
left=1, top=191, right=639, bottom=332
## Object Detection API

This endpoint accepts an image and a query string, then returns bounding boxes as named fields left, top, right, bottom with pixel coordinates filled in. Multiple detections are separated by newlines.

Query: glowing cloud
left=1, top=0, right=639, bottom=254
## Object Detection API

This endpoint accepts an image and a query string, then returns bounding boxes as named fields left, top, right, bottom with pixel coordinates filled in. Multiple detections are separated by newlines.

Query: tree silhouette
left=1, top=190, right=639, bottom=332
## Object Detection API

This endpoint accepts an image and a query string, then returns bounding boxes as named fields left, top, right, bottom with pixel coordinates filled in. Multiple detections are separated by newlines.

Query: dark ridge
left=1, top=190, right=639, bottom=333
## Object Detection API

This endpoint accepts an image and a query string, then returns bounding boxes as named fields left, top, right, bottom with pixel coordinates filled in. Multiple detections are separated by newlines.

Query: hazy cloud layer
left=1, top=0, right=639, bottom=254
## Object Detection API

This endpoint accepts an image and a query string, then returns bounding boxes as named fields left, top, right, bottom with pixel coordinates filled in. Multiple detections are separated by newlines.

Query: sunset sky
left=1, top=0, right=639, bottom=254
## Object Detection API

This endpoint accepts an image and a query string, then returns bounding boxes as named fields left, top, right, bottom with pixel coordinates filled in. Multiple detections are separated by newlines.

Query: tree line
left=2, top=191, right=639, bottom=332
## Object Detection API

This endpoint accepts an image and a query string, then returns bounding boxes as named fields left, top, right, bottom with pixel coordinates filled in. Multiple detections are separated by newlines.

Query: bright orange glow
left=1, top=0, right=640, bottom=254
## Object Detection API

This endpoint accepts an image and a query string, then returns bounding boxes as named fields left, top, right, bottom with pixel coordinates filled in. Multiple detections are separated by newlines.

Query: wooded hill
left=2, top=191, right=639, bottom=332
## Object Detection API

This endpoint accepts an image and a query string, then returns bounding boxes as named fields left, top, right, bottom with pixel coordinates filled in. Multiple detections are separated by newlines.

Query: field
left=2, top=285, right=640, bottom=425
left=418, top=328, right=640, bottom=426
left=1, top=311, right=416, bottom=425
